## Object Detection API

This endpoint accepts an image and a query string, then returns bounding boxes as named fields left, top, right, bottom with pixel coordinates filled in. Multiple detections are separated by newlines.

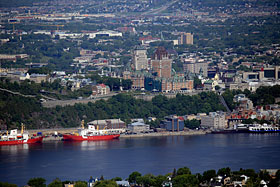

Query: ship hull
left=211, top=129, right=249, bottom=134
left=0, top=136, right=43, bottom=146
left=249, top=130, right=280, bottom=133
left=63, top=134, right=120, bottom=141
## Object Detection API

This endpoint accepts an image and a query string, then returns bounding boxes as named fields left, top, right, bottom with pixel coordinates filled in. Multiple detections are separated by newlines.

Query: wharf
left=120, top=130, right=209, bottom=138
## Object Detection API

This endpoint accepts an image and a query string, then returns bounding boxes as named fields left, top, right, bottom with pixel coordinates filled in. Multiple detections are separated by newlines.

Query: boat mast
left=21, top=123, right=24, bottom=134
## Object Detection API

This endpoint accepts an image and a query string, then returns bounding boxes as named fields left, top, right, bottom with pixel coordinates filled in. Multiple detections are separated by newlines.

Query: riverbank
left=39, top=129, right=209, bottom=141
left=120, top=130, right=209, bottom=138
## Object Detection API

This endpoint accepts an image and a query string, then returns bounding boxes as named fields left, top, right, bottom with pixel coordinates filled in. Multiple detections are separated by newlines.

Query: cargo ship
left=63, top=120, right=120, bottom=141
left=0, top=124, right=43, bottom=146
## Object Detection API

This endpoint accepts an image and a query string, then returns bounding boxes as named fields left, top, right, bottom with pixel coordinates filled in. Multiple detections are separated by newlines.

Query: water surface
left=0, top=133, right=279, bottom=186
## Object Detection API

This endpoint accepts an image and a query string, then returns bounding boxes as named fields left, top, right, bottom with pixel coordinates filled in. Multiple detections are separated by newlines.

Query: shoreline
left=120, top=130, right=209, bottom=138
left=41, top=129, right=210, bottom=141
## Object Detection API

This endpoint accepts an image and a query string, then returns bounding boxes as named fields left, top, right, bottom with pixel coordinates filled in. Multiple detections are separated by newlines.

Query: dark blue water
left=1, top=133, right=280, bottom=186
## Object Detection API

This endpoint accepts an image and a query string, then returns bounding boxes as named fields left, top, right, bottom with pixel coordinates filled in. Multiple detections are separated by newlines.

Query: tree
left=184, top=119, right=201, bottom=129
left=217, top=167, right=231, bottom=177
left=121, top=79, right=132, bottom=90
left=128, top=171, right=141, bottom=183
left=94, top=180, right=117, bottom=187
left=259, top=170, right=270, bottom=181
left=0, top=182, right=17, bottom=187
left=48, top=178, right=63, bottom=187
left=172, top=174, right=199, bottom=187
left=194, top=76, right=202, bottom=89
left=177, top=167, right=191, bottom=176
left=111, top=177, right=122, bottom=181
left=172, top=168, right=177, bottom=178
left=215, top=85, right=221, bottom=91
left=27, top=178, right=46, bottom=187
left=202, top=170, right=216, bottom=182
left=276, top=170, right=280, bottom=181
left=74, top=181, right=87, bottom=187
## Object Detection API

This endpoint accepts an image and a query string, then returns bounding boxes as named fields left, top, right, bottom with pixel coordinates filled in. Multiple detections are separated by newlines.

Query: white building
left=133, top=46, right=148, bottom=71
left=201, top=112, right=226, bottom=129
left=88, top=30, right=122, bottom=39
left=127, top=119, right=150, bottom=133
left=183, top=58, right=208, bottom=77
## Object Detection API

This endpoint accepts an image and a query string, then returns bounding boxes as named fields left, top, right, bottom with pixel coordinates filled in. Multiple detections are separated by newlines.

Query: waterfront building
left=87, top=119, right=126, bottom=130
left=161, top=116, right=184, bottom=131
left=201, top=112, right=226, bottom=129
left=127, top=119, right=150, bottom=133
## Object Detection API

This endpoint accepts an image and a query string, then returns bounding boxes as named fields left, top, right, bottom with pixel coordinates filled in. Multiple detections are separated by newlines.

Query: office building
left=179, top=33, right=193, bottom=45
left=183, top=59, right=208, bottom=77
left=133, top=46, right=148, bottom=71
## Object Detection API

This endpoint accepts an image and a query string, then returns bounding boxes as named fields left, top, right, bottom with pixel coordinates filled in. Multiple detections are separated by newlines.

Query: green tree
left=177, top=167, right=191, bottom=176
left=276, top=170, right=280, bottom=181
left=27, top=178, right=46, bottom=187
left=48, top=178, right=63, bottom=187
left=217, top=167, right=231, bottom=177
left=111, top=177, right=122, bottom=181
left=74, top=181, right=87, bottom=187
left=184, top=119, right=201, bottom=129
left=0, top=182, right=17, bottom=187
left=202, top=170, right=216, bottom=182
left=94, top=180, right=117, bottom=187
left=128, top=171, right=142, bottom=183
left=259, top=170, right=270, bottom=181
left=194, top=77, right=202, bottom=89
left=172, top=174, right=199, bottom=187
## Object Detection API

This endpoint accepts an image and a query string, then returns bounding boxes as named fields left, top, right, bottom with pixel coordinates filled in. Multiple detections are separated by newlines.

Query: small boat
left=0, top=124, right=43, bottom=146
left=248, top=123, right=280, bottom=133
left=63, top=120, right=120, bottom=141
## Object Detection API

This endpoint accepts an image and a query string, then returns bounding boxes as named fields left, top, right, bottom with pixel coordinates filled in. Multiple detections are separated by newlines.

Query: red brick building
left=151, top=47, right=172, bottom=78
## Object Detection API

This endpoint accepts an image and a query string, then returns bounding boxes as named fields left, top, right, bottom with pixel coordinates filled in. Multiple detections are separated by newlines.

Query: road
left=0, top=87, right=36, bottom=98
left=42, top=92, right=118, bottom=108
left=141, top=0, right=179, bottom=15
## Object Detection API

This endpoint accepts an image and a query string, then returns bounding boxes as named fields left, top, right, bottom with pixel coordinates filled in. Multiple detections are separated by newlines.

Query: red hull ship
left=63, top=134, right=120, bottom=141
left=63, top=120, right=121, bottom=141
left=0, top=136, right=43, bottom=146
left=0, top=124, right=44, bottom=146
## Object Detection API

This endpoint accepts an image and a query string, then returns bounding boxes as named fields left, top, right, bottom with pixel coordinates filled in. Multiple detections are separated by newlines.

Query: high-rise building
left=151, top=47, right=172, bottom=78
left=183, top=59, right=208, bottom=77
left=179, top=33, right=193, bottom=45
left=133, top=46, right=148, bottom=71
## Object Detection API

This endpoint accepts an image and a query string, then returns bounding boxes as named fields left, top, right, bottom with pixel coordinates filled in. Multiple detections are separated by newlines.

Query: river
left=0, top=133, right=280, bottom=186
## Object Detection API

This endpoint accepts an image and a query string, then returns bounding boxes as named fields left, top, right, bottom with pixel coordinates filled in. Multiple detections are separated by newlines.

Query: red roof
left=98, top=84, right=106, bottom=88
left=178, top=116, right=184, bottom=121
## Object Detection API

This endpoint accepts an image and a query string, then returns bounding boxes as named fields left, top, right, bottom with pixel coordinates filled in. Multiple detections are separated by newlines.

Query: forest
left=222, top=85, right=280, bottom=111
left=3, top=167, right=280, bottom=187
left=0, top=77, right=225, bottom=129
